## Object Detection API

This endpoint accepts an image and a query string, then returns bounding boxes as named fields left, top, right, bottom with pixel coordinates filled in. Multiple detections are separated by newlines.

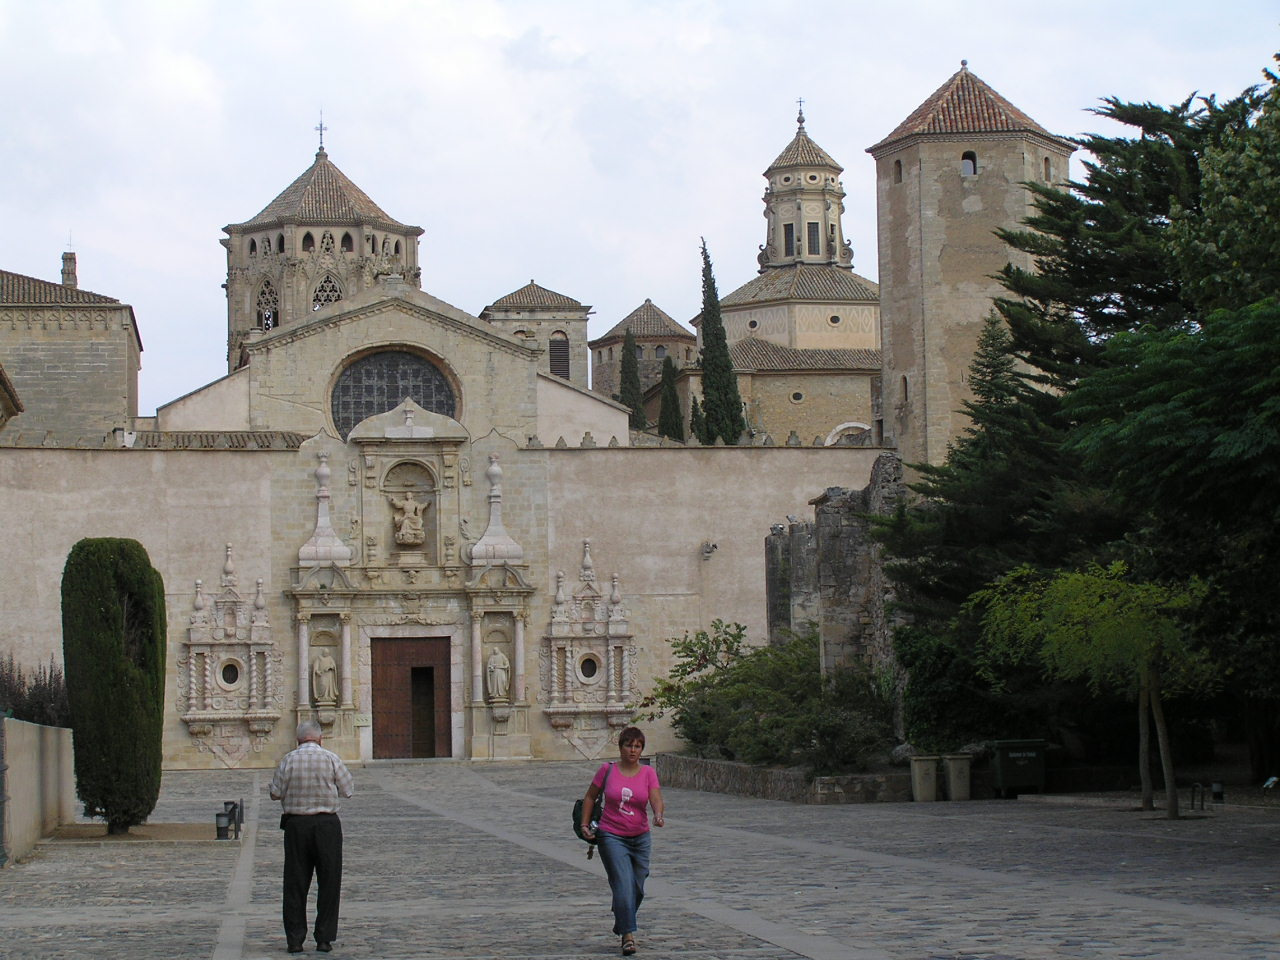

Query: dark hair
left=618, top=726, right=646, bottom=748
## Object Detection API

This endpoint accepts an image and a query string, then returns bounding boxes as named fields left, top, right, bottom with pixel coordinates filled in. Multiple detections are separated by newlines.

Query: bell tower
left=221, top=140, right=425, bottom=372
left=867, top=63, right=1074, bottom=465
left=759, top=106, right=854, bottom=272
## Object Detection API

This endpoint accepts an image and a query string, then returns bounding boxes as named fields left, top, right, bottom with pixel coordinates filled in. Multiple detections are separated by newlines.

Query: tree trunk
left=1137, top=673, right=1154, bottom=811
left=1148, top=666, right=1180, bottom=819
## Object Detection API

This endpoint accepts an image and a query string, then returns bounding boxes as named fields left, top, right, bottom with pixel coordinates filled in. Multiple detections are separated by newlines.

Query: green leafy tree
left=61, top=538, right=167, bottom=834
left=697, top=240, right=745, bottom=444
left=688, top=395, right=710, bottom=445
left=656, top=356, right=684, bottom=442
left=971, top=562, right=1214, bottom=817
left=618, top=327, right=646, bottom=430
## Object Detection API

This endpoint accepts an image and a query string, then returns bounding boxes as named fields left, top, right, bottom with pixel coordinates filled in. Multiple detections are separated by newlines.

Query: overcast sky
left=1, top=1, right=1275, bottom=414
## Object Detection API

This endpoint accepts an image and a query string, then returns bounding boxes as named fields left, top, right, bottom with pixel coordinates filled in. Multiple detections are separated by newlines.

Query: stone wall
left=655, top=753, right=911, bottom=804
left=764, top=452, right=908, bottom=686
left=1, top=718, right=76, bottom=865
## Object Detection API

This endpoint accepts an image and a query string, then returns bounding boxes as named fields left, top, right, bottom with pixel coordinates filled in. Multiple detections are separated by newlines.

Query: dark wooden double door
left=371, top=638, right=451, bottom=758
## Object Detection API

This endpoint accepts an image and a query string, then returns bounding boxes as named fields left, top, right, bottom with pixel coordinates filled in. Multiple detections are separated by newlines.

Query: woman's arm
left=649, top=784, right=665, bottom=827
left=580, top=782, right=601, bottom=837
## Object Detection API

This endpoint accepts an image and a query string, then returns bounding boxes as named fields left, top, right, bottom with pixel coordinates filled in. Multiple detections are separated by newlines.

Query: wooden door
left=371, top=638, right=451, bottom=758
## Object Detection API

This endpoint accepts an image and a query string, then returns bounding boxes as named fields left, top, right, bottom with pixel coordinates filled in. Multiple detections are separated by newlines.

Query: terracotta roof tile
left=0, top=269, right=120, bottom=305
left=593, top=299, right=694, bottom=344
left=730, top=338, right=880, bottom=371
left=721, top=263, right=878, bottom=308
left=228, top=150, right=420, bottom=233
left=869, top=65, right=1066, bottom=153
left=767, top=121, right=843, bottom=173
left=489, top=280, right=583, bottom=310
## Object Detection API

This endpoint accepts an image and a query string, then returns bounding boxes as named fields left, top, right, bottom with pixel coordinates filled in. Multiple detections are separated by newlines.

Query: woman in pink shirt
left=580, top=726, right=665, bottom=955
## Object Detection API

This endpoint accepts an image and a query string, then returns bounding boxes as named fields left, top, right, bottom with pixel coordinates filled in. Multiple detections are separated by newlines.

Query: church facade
left=0, top=65, right=1069, bottom=768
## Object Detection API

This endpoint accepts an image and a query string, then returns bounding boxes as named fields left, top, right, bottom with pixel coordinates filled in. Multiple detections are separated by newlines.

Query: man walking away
left=269, top=720, right=354, bottom=953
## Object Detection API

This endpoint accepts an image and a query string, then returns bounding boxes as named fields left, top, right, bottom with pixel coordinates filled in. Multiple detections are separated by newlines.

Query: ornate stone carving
left=177, top=545, right=283, bottom=763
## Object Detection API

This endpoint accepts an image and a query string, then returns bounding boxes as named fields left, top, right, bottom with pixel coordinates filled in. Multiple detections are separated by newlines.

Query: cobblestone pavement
left=2, top=761, right=1278, bottom=959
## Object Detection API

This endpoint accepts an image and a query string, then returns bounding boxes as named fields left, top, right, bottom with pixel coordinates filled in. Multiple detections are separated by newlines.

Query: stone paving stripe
left=212, top=771, right=262, bottom=960
left=381, top=770, right=889, bottom=960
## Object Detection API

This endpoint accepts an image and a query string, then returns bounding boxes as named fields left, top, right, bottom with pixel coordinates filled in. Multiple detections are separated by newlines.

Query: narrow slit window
left=893, top=159, right=903, bottom=183
left=784, top=223, right=795, bottom=256
left=961, top=151, right=977, bottom=176
left=807, top=222, right=820, bottom=255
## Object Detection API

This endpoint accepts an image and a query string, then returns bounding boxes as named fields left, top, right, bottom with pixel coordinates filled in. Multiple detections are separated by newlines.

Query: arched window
left=248, top=239, right=257, bottom=256
left=330, top=350, right=456, bottom=439
left=302, top=232, right=315, bottom=253
left=607, top=346, right=613, bottom=361
left=549, top=331, right=570, bottom=380
left=655, top=345, right=666, bottom=359
left=276, top=233, right=285, bottom=254
left=685, top=347, right=692, bottom=362
left=961, top=151, right=978, bottom=176
left=256, top=279, right=279, bottom=330
left=1044, top=157, right=1052, bottom=181
left=893, top=159, right=903, bottom=183
left=341, top=232, right=353, bottom=253
left=901, top=375, right=909, bottom=403
left=394, top=240, right=402, bottom=256
left=635, top=345, right=644, bottom=359
left=312, top=275, right=343, bottom=311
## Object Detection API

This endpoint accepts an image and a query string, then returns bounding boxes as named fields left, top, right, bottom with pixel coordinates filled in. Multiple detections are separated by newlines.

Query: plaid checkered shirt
left=269, top=741, right=354, bottom=814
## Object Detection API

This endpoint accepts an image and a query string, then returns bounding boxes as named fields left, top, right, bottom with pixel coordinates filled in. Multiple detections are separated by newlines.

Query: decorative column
left=606, top=643, right=618, bottom=704
left=339, top=613, right=354, bottom=708
left=471, top=611, right=485, bottom=703
left=514, top=612, right=526, bottom=702
left=296, top=613, right=311, bottom=708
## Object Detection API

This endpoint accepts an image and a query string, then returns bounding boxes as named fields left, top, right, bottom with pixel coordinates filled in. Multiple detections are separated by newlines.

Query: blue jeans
left=596, top=829, right=651, bottom=935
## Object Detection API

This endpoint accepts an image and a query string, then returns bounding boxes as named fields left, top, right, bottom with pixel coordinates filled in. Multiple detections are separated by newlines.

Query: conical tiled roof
left=868, top=63, right=1070, bottom=154
left=721, top=263, right=878, bottom=308
left=1, top=269, right=119, bottom=305
left=228, top=150, right=421, bottom=233
left=766, top=114, right=842, bottom=173
left=488, top=280, right=583, bottom=310
left=592, top=299, right=694, bottom=344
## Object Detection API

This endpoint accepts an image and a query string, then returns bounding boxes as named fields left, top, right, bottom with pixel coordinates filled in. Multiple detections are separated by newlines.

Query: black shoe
left=287, top=946, right=304, bottom=954
left=316, top=943, right=332, bottom=953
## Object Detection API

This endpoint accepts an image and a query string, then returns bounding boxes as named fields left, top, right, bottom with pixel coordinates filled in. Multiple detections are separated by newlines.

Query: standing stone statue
left=312, top=651, right=339, bottom=705
left=486, top=648, right=511, bottom=701
left=388, top=491, right=427, bottom=546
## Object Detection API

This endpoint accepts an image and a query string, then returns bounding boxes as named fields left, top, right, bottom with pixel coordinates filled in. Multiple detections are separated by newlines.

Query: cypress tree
left=656, top=356, right=684, bottom=442
left=689, top=396, right=709, bottom=444
left=697, top=240, right=745, bottom=444
left=61, top=538, right=167, bottom=834
left=618, top=327, right=646, bottom=430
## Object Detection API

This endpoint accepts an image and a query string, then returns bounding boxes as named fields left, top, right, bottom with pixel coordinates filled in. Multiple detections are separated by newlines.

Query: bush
left=637, top=621, right=895, bottom=775
left=0, top=655, right=71, bottom=727
left=61, top=538, right=167, bottom=834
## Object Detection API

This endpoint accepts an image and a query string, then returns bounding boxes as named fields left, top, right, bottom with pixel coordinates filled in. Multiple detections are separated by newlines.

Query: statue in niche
left=312, top=651, right=339, bottom=705
left=486, top=648, right=511, bottom=701
left=388, top=491, right=428, bottom=546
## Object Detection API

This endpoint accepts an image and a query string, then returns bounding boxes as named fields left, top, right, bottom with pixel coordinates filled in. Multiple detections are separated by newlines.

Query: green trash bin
left=992, top=739, right=1047, bottom=798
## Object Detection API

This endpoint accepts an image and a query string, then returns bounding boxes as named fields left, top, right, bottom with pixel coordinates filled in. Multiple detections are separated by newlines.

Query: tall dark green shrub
left=697, top=240, right=745, bottom=444
left=619, top=327, right=647, bottom=430
left=689, top=396, right=710, bottom=444
left=656, top=356, right=684, bottom=442
left=61, top=538, right=167, bottom=834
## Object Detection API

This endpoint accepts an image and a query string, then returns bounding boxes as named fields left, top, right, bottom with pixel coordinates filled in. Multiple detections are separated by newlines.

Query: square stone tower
left=868, top=63, right=1074, bottom=466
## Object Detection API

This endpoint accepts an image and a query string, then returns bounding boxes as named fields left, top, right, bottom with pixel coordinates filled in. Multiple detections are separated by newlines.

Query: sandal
left=621, top=933, right=637, bottom=955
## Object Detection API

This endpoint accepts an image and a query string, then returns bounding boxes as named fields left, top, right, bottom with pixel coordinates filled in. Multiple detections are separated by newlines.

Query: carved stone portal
left=178, top=544, right=284, bottom=766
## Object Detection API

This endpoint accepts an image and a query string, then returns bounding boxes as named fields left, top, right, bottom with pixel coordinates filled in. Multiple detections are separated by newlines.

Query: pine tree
left=697, top=240, right=745, bottom=444
left=61, top=538, right=167, bottom=834
left=656, top=356, right=684, bottom=442
left=689, top=396, right=709, bottom=444
left=618, top=327, right=646, bottom=430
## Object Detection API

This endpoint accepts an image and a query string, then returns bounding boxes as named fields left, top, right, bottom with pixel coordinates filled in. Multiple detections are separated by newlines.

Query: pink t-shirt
left=592, top=762, right=660, bottom=837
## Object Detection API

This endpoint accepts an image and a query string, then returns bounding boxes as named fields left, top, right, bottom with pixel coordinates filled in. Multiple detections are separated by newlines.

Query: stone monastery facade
left=0, top=66, right=1071, bottom=768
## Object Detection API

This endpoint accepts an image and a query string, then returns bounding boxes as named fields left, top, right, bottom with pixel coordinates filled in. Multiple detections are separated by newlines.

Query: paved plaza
left=2, top=760, right=1278, bottom=959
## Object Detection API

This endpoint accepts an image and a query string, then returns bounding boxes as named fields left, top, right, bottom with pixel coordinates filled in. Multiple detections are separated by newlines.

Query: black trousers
left=282, top=813, right=343, bottom=946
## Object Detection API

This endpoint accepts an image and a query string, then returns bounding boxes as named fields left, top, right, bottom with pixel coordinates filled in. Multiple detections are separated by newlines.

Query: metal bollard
left=215, top=811, right=231, bottom=839
left=1189, top=782, right=1204, bottom=811
left=1211, top=781, right=1225, bottom=808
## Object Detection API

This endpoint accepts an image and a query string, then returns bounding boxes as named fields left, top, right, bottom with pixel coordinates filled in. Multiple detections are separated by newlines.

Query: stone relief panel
left=177, top=544, right=284, bottom=767
left=541, top=540, right=635, bottom=754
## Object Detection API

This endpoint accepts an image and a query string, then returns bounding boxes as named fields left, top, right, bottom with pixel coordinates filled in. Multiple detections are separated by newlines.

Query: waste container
left=992, top=739, right=1047, bottom=797
left=910, top=755, right=939, bottom=802
left=943, top=754, right=972, bottom=801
